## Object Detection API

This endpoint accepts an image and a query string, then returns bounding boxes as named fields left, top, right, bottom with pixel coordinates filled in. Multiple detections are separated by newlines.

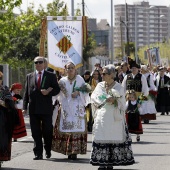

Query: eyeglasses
left=0, top=77, right=2, bottom=80
left=102, top=73, right=109, bottom=76
left=66, top=67, right=75, bottom=70
left=34, top=61, right=44, bottom=64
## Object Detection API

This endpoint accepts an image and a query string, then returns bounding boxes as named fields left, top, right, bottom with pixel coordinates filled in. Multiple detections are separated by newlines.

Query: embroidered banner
left=147, top=47, right=161, bottom=67
left=47, top=16, right=86, bottom=71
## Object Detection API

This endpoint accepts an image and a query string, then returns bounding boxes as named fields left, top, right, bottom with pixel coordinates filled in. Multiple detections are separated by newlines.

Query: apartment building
left=114, top=1, right=169, bottom=50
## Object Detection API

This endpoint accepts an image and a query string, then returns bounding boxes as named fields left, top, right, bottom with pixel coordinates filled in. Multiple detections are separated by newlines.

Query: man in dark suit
left=118, top=62, right=131, bottom=83
left=23, top=56, right=60, bottom=160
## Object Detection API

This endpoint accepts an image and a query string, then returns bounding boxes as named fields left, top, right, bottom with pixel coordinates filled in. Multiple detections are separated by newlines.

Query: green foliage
left=0, top=0, right=68, bottom=67
left=124, top=42, right=135, bottom=56
left=0, top=0, right=22, bottom=10
left=83, top=33, right=97, bottom=61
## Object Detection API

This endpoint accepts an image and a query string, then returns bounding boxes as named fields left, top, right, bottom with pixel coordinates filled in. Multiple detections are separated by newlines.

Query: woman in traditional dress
left=86, top=70, right=102, bottom=132
left=90, top=70, right=102, bottom=91
left=10, top=83, right=27, bottom=142
left=155, top=67, right=170, bottom=115
left=52, top=62, right=90, bottom=160
left=125, top=90, right=143, bottom=142
left=90, top=65, right=135, bottom=170
left=140, top=65, right=157, bottom=123
left=0, top=72, right=19, bottom=168
left=82, top=70, right=91, bottom=83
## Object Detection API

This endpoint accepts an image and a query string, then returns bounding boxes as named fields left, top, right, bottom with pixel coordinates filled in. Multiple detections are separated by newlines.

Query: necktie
left=37, top=72, right=42, bottom=89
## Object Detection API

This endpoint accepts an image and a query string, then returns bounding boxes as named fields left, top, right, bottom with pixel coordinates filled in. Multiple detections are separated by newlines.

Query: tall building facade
left=114, top=1, right=169, bottom=52
left=168, top=6, right=170, bottom=40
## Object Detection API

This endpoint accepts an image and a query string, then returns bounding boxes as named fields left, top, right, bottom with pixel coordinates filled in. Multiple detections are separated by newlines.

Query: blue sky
left=16, top=0, right=170, bottom=24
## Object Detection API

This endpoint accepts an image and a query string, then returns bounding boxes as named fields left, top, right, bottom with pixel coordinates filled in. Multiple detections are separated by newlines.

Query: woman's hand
left=71, top=91, right=80, bottom=98
left=137, top=104, right=141, bottom=108
left=106, top=97, right=114, bottom=104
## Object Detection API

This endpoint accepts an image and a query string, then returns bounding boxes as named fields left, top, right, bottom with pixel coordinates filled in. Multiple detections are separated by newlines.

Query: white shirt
left=35, top=69, right=44, bottom=83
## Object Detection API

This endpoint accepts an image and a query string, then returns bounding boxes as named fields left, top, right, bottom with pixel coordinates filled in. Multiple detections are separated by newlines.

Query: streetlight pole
left=82, top=0, right=85, bottom=16
left=135, top=8, right=138, bottom=63
left=71, top=0, right=74, bottom=16
left=110, top=0, right=114, bottom=63
left=120, top=16, right=124, bottom=58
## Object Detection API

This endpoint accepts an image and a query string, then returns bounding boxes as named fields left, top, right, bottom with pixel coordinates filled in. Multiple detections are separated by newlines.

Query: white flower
left=109, top=89, right=121, bottom=98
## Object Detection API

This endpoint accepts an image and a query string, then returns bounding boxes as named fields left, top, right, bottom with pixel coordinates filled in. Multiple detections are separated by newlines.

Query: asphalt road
left=1, top=113, right=170, bottom=170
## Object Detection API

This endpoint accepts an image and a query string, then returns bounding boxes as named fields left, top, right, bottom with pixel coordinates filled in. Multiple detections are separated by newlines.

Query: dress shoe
left=161, top=112, right=165, bottom=115
left=166, top=112, right=169, bottom=115
left=68, top=155, right=72, bottom=159
left=33, top=155, right=43, bottom=160
left=71, top=154, right=77, bottom=160
left=46, top=152, right=51, bottom=159
left=107, top=166, right=113, bottom=170
left=98, top=166, right=106, bottom=170
left=13, top=139, right=17, bottom=142
left=136, top=135, right=140, bottom=142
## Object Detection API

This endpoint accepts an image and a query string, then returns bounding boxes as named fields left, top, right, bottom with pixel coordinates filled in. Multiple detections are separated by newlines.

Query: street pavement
left=1, top=114, right=170, bottom=170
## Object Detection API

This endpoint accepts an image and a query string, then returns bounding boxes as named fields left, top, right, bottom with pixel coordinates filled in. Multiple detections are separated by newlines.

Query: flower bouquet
left=138, top=93, right=148, bottom=104
left=12, top=97, right=23, bottom=109
left=98, top=89, right=121, bottom=108
left=74, top=83, right=91, bottom=93
left=149, top=90, right=157, bottom=102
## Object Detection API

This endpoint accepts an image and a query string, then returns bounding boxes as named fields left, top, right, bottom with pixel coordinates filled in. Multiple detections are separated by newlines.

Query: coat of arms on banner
left=46, top=16, right=87, bottom=71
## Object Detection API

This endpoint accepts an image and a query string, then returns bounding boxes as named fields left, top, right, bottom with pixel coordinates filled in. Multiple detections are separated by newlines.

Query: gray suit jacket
left=23, top=70, right=60, bottom=114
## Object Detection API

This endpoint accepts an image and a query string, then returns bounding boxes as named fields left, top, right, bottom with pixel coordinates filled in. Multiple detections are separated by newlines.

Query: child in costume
left=125, top=90, right=143, bottom=141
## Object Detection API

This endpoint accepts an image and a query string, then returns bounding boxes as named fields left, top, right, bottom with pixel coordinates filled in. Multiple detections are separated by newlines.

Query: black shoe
left=0, top=161, right=3, bottom=168
left=98, top=166, right=106, bottom=170
left=143, top=119, right=149, bottom=124
left=161, top=112, right=165, bottom=115
left=136, top=136, right=140, bottom=142
left=107, top=166, right=113, bottom=170
left=13, top=139, right=17, bottom=142
left=71, top=154, right=77, bottom=160
left=33, top=155, right=43, bottom=160
left=46, top=152, right=51, bottom=159
left=68, top=155, right=72, bottom=159
left=166, top=112, right=169, bottom=115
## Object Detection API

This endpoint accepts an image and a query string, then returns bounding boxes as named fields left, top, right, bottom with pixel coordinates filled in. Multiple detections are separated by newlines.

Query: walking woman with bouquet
left=52, top=62, right=91, bottom=160
left=90, top=65, right=135, bottom=170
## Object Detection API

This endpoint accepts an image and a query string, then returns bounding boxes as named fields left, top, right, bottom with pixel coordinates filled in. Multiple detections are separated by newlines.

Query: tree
left=1, top=0, right=68, bottom=65
left=83, top=33, right=96, bottom=61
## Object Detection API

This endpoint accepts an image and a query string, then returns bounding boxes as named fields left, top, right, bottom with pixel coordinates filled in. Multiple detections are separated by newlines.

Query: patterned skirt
left=12, top=109, right=27, bottom=139
left=52, top=112, right=87, bottom=155
left=90, top=124, right=135, bottom=166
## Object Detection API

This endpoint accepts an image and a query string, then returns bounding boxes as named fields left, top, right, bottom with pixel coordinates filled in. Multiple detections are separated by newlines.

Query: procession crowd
left=0, top=56, right=170, bottom=170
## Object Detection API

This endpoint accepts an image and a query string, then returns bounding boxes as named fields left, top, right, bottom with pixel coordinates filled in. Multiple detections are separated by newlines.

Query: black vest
left=126, top=73, right=142, bottom=92
left=127, top=101, right=138, bottom=113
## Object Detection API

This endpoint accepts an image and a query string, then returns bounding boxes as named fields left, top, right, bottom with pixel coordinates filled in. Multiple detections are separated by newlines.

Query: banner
left=47, top=16, right=86, bottom=71
left=147, top=47, right=161, bottom=67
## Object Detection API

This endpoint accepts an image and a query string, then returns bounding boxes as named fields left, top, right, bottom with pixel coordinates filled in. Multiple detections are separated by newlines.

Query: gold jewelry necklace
left=67, top=75, right=76, bottom=85
left=105, top=81, right=115, bottom=92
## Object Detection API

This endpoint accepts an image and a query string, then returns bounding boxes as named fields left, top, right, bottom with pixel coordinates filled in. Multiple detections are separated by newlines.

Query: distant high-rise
left=114, top=1, right=169, bottom=52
